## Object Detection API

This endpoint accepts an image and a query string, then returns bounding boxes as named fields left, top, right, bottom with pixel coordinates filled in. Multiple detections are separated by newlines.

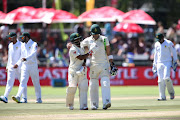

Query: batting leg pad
left=165, top=78, right=175, bottom=95
left=158, top=81, right=166, bottom=99
left=78, top=79, right=88, bottom=109
left=66, top=87, right=77, bottom=107
left=89, top=79, right=99, bottom=108
left=101, top=76, right=111, bottom=105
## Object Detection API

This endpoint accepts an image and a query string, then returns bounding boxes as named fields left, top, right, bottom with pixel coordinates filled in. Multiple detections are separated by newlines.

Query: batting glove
left=110, top=62, right=118, bottom=76
left=152, top=63, right=157, bottom=74
left=171, top=61, right=177, bottom=72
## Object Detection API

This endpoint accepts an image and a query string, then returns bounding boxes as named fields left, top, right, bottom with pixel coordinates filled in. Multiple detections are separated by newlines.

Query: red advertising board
left=0, top=67, right=179, bottom=86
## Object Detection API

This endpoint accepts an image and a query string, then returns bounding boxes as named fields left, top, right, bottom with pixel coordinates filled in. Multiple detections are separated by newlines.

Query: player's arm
left=152, top=44, right=157, bottom=73
left=76, top=53, right=89, bottom=60
left=170, top=42, right=178, bottom=71
left=106, top=44, right=118, bottom=76
left=6, top=45, right=10, bottom=71
left=106, top=45, right=113, bottom=64
left=170, top=42, right=178, bottom=62
left=22, top=43, right=38, bottom=62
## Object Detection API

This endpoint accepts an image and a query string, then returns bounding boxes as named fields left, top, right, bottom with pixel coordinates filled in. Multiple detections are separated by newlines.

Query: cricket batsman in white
left=81, top=24, right=118, bottom=110
left=152, top=33, right=178, bottom=101
left=66, top=33, right=98, bottom=110
left=12, top=32, right=42, bottom=103
left=0, top=32, right=27, bottom=103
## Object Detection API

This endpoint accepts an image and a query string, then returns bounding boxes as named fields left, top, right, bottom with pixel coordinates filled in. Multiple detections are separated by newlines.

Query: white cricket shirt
left=154, top=39, right=178, bottom=64
left=68, top=44, right=85, bottom=73
left=17, top=39, right=38, bottom=66
left=81, top=35, right=109, bottom=65
left=6, top=40, right=21, bottom=70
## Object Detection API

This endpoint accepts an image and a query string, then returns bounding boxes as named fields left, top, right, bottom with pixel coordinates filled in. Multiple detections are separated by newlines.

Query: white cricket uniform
left=67, top=44, right=88, bottom=109
left=16, top=39, right=41, bottom=99
left=153, top=39, right=177, bottom=99
left=4, top=40, right=27, bottom=99
left=81, top=35, right=110, bottom=108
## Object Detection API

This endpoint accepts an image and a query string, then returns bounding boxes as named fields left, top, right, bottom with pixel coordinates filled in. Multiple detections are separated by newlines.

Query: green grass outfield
left=0, top=86, right=180, bottom=120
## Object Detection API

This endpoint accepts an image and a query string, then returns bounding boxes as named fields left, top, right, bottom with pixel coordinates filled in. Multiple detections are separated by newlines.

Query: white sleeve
left=69, top=49, right=80, bottom=58
left=6, top=44, right=10, bottom=69
left=153, top=44, right=158, bottom=65
left=170, top=42, right=178, bottom=62
left=26, top=43, right=38, bottom=61
left=16, top=43, right=22, bottom=66
left=81, top=39, right=89, bottom=48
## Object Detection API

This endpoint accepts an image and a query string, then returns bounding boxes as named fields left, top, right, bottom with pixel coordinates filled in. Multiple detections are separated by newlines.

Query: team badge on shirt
left=74, top=51, right=76, bottom=54
left=165, top=45, right=166, bottom=48
left=29, top=47, right=31, bottom=49
left=16, top=47, right=18, bottom=49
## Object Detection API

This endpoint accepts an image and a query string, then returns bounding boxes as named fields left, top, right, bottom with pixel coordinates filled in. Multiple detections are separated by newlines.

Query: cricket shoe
left=80, top=107, right=88, bottom=110
left=170, top=93, right=175, bottom=100
left=12, top=96, right=20, bottom=103
left=20, top=98, right=27, bottom=103
left=91, top=106, right=97, bottom=110
left=0, top=96, right=8, bottom=103
left=103, top=102, right=111, bottom=110
left=36, top=98, right=42, bottom=103
left=157, top=98, right=166, bottom=101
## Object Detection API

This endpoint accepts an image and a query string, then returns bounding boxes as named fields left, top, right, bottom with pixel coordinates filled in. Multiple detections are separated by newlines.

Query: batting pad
left=89, top=79, right=99, bottom=108
left=79, top=79, right=88, bottom=109
left=165, top=78, right=175, bottom=95
left=66, top=87, right=77, bottom=107
left=158, top=81, right=166, bottom=99
left=101, top=76, right=111, bottom=105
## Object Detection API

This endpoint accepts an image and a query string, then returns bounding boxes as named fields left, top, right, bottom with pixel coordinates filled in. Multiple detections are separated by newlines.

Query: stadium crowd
left=0, top=20, right=180, bottom=67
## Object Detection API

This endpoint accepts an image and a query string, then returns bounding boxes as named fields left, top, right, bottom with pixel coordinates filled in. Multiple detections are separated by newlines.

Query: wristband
left=108, top=55, right=113, bottom=60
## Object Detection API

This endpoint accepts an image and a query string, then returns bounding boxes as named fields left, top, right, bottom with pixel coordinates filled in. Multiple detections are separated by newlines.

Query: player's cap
left=6, top=32, right=16, bottom=38
left=90, top=24, right=101, bottom=35
left=155, top=33, right=164, bottom=41
left=20, top=32, right=31, bottom=39
left=70, top=33, right=82, bottom=42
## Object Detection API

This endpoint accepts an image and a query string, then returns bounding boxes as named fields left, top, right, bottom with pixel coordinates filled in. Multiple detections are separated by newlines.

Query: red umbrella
left=1, top=6, right=40, bottom=24
left=78, top=6, right=124, bottom=22
left=32, top=8, right=78, bottom=24
left=0, top=6, right=78, bottom=24
left=122, top=10, right=156, bottom=25
left=0, top=11, right=6, bottom=23
left=32, top=8, right=56, bottom=24
left=113, top=22, right=144, bottom=33
left=52, top=10, right=78, bottom=23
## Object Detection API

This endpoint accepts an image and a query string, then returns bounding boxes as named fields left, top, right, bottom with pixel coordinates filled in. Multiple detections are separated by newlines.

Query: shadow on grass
left=102, top=108, right=148, bottom=110
left=30, top=103, right=65, bottom=104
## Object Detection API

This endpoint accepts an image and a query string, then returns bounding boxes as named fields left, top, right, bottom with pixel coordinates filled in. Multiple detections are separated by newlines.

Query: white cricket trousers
left=4, top=69, right=27, bottom=98
left=89, top=62, right=111, bottom=108
left=16, top=64, right=41, bottom=99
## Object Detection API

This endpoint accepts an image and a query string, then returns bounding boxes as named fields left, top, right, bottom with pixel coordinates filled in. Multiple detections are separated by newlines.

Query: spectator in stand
left=104, top=22, right=113, bottom=41
left=134, top=36, right=146, bottom=54
left=55, top=42, right=68, bottom=67
left=46, top=33, right=55, bottom=47
left=30, top=29, right=41, bottom=42
left=37, top=48, right=47, bottom=66
left=143, top=25, right=155, bottom=44
left=0, top=24, right=9, bottom=41
left=74, top=23, right=85, bottom=38
left=166, top=24, right=177, bottom=42
left=156, top=21, right=164, bottom=34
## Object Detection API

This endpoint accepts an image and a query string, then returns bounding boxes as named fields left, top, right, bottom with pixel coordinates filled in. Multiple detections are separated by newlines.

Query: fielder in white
left=152, top=33, right=178, bottom=101
left=0, top=32, right=27, bottom=103
left=81, top=24, right=118, bottom=110
left=12, top=32, right=42, bottom=103
left=66, top=33, right=98, bottom=110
